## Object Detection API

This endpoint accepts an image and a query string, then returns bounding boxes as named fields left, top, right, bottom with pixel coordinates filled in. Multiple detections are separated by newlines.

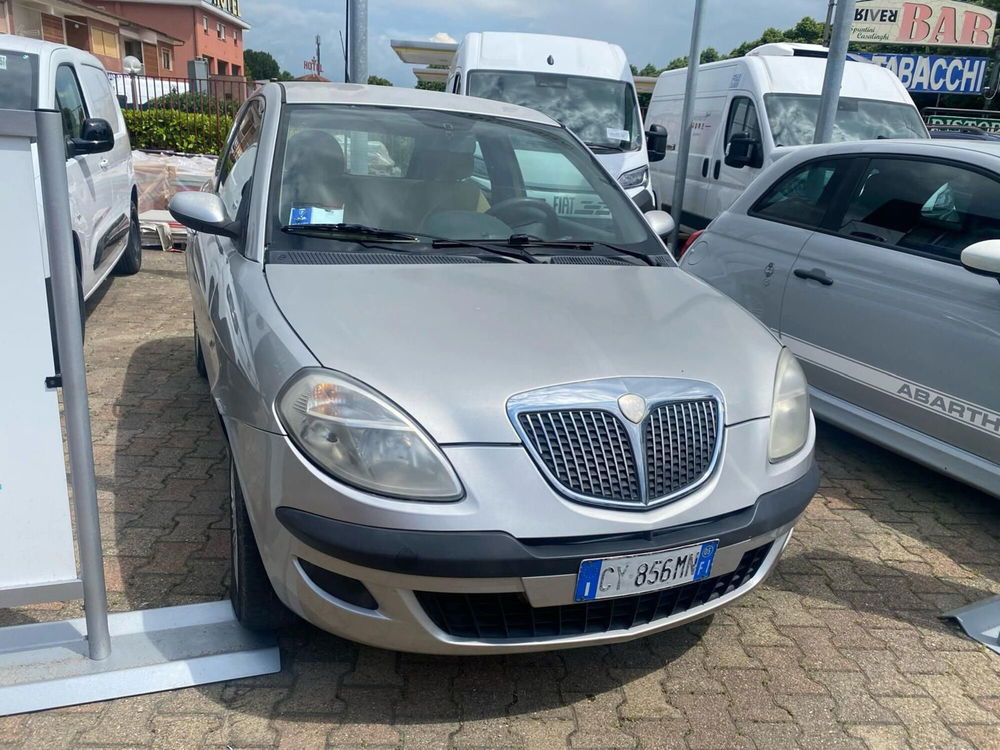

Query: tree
left=367, top=75, right=392, bottom=86
left=243, top=49, right=293, bottom=81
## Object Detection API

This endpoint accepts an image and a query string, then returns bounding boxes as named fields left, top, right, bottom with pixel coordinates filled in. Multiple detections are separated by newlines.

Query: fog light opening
left=299, top=558, right=378, bottom=610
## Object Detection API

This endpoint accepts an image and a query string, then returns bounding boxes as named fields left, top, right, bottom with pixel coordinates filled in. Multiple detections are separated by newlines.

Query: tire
left=114, top=199, right=142, bottom=275
left=229, top=453, right=296, bottom=630
left=194, top=316, right=208, bottom=379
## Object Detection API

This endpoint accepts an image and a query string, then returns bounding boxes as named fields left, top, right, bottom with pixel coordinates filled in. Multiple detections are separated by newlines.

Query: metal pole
left=316, top=35, right=322, bottom=76
left=813, top=0, right=857, bottom=144
left=129, top=71, right=139, bottom=111
left=347, top=0, right=367, bottom=85
left=822, top=0, right=836, bottom=46
left=35, top=109, right=111, bottom=661
left=669, top=0, right=705, bottom=252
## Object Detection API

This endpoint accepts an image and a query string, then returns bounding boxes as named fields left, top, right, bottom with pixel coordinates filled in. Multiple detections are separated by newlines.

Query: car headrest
left=285, top=130, right=345, bottom=176
left=430, top=150, right=475, bottom=181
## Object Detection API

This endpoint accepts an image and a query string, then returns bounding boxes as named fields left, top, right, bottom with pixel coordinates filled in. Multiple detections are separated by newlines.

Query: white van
left=0, top=35, right=141, bottom=303
left=446, top=32, right=656, bottom=212
left=646, top=43, right=928, bottom=231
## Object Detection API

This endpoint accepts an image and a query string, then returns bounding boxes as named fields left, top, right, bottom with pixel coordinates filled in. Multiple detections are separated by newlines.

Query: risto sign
left=851, top=0, right=997, bottom=47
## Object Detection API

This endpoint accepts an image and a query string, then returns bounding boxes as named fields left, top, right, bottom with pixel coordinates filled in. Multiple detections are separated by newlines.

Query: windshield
left=466, top=70, right=642, bottom=151
left=270, top=105, right=654, bottom=252
left=764, top=94, right=928, bottom=147
left=0, top=50, right=39, bottom=110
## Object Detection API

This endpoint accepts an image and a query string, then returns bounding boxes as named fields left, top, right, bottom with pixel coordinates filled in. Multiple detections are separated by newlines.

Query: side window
left=78, top=65, right=120, bottom=127
left=54, top=65, right=87, bottom=141
left=750, top=159, right=842, bottom=228
left=836, top=158, right=1000, bottom=262
left=725, top=96, right=761, bottom=142
left=217, top=100, right=263, bottom=217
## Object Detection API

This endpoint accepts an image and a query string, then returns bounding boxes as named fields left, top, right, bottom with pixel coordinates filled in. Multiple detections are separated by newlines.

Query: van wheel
left=229, top=453, right=296, bottom=631
left=193, top=316, right=207, bottom=379
left=114, top=199, right=142, bottom=275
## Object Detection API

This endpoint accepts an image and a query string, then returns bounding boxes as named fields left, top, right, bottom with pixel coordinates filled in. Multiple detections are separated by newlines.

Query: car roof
left=784, top=137, right=1000, bottom=163
left=277, top=82, right=559, bottom=127
left=0, top=33, right=69, bottom=55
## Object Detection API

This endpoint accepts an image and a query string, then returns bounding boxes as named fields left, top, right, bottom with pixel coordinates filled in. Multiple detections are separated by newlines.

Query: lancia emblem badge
left=618, top=393, right=646, bottom=424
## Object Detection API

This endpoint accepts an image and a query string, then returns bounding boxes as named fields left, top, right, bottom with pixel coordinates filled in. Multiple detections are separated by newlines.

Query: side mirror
left=724, top=132, right=762, bottom=169
left=644, top=209, right=675, bottom=239
left=68, top=117, right=114, bottom=156
left=645, top=124, right=668, bottom=163
left=168, top=191, right=240, bottom=238
left=961, top=239, right=1000, bottom=279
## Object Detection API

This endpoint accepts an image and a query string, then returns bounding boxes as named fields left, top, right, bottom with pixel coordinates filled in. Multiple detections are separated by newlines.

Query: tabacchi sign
left=851, top=0, right=997, bottom=47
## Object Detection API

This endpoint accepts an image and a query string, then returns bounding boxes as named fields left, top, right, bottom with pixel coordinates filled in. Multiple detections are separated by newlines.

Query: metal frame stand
left=0, top=108, right=279, bottom=716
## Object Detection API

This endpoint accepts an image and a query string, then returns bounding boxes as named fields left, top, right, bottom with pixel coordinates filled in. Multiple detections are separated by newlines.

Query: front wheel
left=114, top=199, right=142, bottom=275
left=229, top=453, right=296, bottom=631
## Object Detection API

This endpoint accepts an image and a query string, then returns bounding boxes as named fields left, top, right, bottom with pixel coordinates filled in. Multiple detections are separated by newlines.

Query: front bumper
left=260, top=458, right=817, bottom=653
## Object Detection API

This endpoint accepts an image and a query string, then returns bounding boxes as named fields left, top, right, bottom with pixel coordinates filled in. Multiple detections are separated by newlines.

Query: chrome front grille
left=511, top=380, right=724, bottom=510
left=517, top=410, right=641, bottom=503
left=645, top=399, right=719, bottom=499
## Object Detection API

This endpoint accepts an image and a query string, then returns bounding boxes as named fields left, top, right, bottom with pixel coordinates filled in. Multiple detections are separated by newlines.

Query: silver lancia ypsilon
left=169, top=83, right=818, bottom=653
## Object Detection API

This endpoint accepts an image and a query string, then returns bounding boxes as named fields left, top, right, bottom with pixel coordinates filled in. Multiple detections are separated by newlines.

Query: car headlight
left=618, top=165, right=648, bottom=190
left=768, top=349, right=810, bottom=462
left=276, top=369, right=463, bottom=501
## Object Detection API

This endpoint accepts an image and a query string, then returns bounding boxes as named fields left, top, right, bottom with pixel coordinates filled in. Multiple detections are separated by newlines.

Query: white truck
left=446, top=32, right=657, bottom=212
left=646, top=43, right=928, bottom=232
left=0, top=35, right=141, bottom=302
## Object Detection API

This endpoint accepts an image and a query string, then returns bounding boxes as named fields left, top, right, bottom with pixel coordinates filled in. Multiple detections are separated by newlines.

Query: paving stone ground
left=2, top=250, right=999, bottom=749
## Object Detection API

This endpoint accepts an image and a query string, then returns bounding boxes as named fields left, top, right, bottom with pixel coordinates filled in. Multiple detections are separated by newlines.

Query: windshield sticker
left=289, top=205, right=344, bottom=225
left=606, top=127, right=629, bottom=141
left=0, top=56, right=6, bottom=71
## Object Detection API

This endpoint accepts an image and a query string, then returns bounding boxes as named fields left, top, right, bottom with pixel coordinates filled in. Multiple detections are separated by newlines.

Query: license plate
left=574, top=540, right=719, bottom=602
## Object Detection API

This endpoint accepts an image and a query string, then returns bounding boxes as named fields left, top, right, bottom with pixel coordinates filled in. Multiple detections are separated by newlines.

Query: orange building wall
left=92, top=2, right=243, bottom=74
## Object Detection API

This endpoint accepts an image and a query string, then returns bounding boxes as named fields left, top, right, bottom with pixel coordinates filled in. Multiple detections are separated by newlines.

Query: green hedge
left=123, top=108, right=232, bottom=155
left=142, top=91, right=242, bottom=117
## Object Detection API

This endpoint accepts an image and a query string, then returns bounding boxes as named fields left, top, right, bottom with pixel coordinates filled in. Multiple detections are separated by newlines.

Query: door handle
left=99, top=158, right=109, bottom=170
left=701, top=158, right=709, bottom=177
left=713, top=160, right=721, bottom=179
left=793, top=267, right=833, bottom=286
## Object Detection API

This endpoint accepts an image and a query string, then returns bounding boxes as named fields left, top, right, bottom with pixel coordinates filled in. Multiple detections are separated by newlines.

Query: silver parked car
left=169, top=83, right=817, bottom=653
left=679, top=139, right=1000, bottom=498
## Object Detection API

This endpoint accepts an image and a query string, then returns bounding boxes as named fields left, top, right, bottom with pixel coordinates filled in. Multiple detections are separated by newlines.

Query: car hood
left=266, top=263, right=780, bottom=443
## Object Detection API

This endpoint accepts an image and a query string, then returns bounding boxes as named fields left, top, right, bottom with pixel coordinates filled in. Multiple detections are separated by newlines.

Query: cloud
left=431, top=32, right=457, bottom=44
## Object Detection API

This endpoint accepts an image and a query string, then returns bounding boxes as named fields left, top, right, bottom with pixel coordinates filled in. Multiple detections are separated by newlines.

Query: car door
left=702, top=93, right=765, bottom=221
left=683, top=156, right=855, bottom=334
left=54, top=61, right=112, bottom=298
left=779, top=154, right=1000, bottom=464
left=77, top=62, right=132, bottom=274
left=190, top=99, right=263, bottom=383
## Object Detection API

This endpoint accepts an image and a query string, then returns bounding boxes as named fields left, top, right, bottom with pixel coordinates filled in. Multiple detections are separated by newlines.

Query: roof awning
left=413, top=67, right=448, bottom=84
left=634, top=76, right=656, bottom=95
left=390, top=39, right=457, bottom=67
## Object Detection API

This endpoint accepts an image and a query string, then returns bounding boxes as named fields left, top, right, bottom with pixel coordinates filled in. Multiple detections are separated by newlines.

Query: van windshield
left=0, top=50, right=39, bottom=110
left=467, top=71, right=642, bottom=152
left=764, top=94, right=928, bottom=146
left=269, top=105, right=655, bottom=254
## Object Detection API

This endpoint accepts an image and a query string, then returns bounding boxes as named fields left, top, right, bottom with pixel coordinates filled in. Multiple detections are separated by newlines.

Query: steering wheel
left=486, top=197, right=560, bottom=237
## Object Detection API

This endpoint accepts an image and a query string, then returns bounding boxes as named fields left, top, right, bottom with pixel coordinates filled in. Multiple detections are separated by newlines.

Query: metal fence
left=108, top=72, right=252, bottom=154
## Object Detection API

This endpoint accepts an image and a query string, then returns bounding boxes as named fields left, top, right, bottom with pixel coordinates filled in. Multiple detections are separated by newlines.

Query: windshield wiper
left=505, top=235, right=659, bottom=266
left=281, top=223, right=422, bottom=242
left=430, top=239, right=539, bottom=263
left=585, top=142, right=629, bottom=153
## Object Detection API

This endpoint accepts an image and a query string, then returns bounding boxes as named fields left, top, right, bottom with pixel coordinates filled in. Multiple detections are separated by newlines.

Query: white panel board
left=0, top=134, right=77, bottom=596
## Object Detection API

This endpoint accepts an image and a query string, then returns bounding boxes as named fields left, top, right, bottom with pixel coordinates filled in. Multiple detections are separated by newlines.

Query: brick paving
left=2, top=249, right=999, bottom=748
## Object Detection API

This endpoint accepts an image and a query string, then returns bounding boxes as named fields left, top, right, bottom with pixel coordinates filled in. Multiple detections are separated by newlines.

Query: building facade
left=85, top=0, right=248, bottom=77
left=1, top=0, right=182, bottom=73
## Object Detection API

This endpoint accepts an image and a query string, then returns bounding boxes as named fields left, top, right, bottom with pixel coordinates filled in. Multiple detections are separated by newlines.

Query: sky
left=242, top=0, right=825, bottom=85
